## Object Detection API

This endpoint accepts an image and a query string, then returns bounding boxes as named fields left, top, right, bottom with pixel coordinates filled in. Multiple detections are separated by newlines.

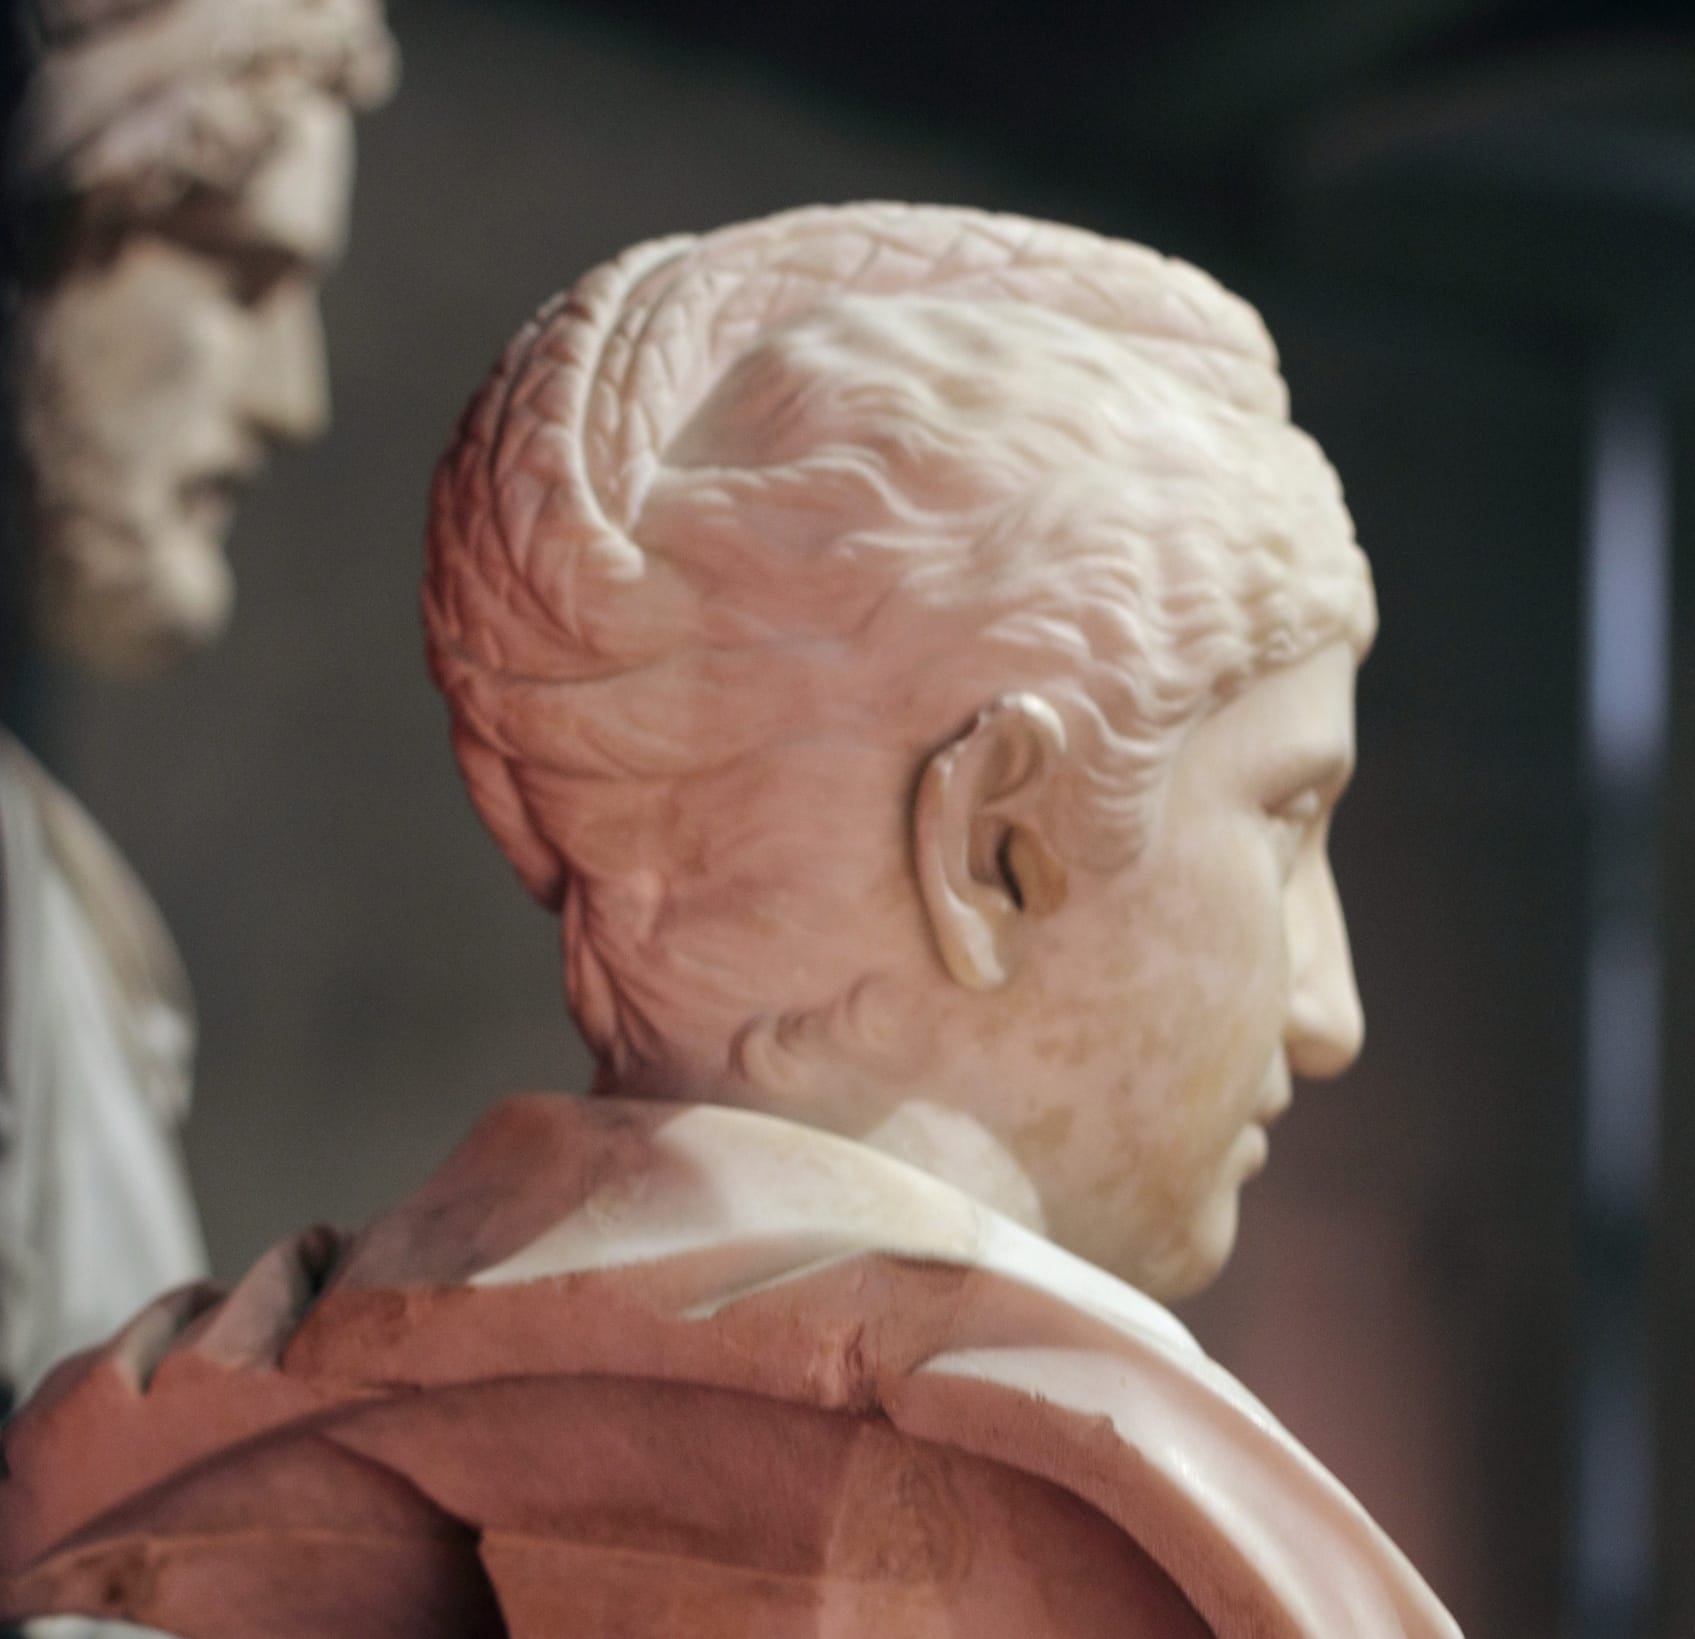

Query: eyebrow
left=158, top=209, right=314, bottom=266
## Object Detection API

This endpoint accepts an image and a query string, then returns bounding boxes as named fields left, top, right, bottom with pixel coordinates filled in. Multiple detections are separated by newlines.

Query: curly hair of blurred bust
left=13, top=0, right=395, bottom=234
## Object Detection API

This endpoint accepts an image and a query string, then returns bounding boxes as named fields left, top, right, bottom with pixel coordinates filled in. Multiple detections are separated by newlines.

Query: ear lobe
left=914, top=693, right=1070, bottom=990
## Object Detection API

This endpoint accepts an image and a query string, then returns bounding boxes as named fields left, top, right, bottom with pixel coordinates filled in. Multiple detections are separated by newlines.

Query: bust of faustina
left=0, top=205, right=1460, bottom=1638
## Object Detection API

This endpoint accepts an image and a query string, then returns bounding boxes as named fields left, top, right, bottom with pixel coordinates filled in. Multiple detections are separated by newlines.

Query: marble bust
left=0, top=205, right=1460, bottom=1637
left=11, top=0, right=396, bottom=671
left=0, top=0, right=393, bottom=1406
left=425, top=203, right=1369, bottom=1298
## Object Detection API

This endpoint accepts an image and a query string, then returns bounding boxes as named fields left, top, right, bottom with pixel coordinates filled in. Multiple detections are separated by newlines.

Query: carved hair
left=424, top=204, right=1374, bottom=1088
left=13, top=0, right=394, bottom=216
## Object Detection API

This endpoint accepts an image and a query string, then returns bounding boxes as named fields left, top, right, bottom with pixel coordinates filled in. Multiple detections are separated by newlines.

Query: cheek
left=30, top=254, right=244, bottom=460
left=1107, top=852, right=1287, bottom=1157
left=1018, top=828, right=1290, bottom=1259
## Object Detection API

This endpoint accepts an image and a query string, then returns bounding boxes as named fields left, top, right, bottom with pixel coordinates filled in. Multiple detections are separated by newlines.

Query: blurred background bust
left=0, top=0, right=394, bottom=1412
left=8, top=0, right=395, bottom=673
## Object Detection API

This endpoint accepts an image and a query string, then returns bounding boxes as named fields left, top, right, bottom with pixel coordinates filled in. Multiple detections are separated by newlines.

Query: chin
left=49, top=591, right=229, bottom=675
left=1132, top=1189, right=1241, bottom=1303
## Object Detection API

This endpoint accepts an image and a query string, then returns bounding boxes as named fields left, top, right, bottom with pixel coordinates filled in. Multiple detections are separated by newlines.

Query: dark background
left=13, top=1, right=1694, bottom=1634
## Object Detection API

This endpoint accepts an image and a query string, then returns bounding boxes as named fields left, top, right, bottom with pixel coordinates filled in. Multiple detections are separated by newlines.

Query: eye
left=222, top=248, right=298, bottom=308
left=1273, top=788, right=1325, bottom=827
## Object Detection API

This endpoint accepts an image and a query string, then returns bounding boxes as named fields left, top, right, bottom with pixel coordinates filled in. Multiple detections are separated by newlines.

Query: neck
left=858, top=1098, right=1047, bottom=1234
left=600, top=1066, right=1049, bottom=1235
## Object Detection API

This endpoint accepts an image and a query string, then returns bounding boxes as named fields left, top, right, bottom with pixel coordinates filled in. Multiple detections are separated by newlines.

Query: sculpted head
left=9, top=0, right=395, bottom=671
left=425, top=205, right=1375, bottom=1299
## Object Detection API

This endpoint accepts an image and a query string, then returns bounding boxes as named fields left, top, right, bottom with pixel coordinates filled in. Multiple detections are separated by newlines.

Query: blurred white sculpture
left=0, top=0, right=393, bottom=1404
left=12, top=0, right=395, bottom=670
left=0, top=734, right=200, bottom=1402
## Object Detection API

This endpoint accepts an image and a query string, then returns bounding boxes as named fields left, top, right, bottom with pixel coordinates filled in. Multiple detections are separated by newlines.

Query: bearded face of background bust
left=10, top=0, right=393, bottom=674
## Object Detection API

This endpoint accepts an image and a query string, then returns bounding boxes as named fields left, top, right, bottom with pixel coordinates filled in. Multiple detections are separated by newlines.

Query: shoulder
left=0, top=1094, right=1461, bottom=1639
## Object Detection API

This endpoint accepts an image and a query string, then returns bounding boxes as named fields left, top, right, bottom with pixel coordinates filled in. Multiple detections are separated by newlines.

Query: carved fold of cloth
left=0, top=731, right=206, bottom=1406
left=0, top=1095, right=1463, bottom=1638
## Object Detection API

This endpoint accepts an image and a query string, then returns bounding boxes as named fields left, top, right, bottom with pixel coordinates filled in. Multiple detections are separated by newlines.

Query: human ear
left=913, top=692, right=1070, bottom=990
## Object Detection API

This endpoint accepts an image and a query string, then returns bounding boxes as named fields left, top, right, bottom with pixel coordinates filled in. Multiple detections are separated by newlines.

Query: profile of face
left=18, top=91, right=354, bottom=672
left=894, top=638, right=1365, bottom=1300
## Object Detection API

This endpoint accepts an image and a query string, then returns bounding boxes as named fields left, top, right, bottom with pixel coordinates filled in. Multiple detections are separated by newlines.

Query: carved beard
left=29, top=473, right=237, bottom=673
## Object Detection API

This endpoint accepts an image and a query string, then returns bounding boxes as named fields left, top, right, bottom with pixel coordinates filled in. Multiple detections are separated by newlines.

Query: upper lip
left=188, top=442, right=264, bottom=491
left=198, top=457, right=261, bottom=491
left=1256, top=1068, right=1293, bottom=1124
left=178, top=455, right=262, bottom=520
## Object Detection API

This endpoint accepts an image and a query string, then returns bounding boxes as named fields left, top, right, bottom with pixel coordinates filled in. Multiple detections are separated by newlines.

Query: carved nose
left=1285, top=853, right=1364, bottom=1079
left=242, top=287, right=331, bottom=444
